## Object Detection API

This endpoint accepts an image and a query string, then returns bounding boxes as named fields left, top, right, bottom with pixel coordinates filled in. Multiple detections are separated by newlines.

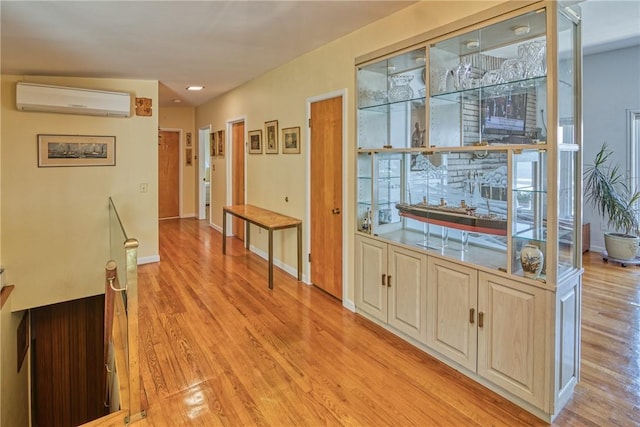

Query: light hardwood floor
left=136, top=219, right=639, bottom=426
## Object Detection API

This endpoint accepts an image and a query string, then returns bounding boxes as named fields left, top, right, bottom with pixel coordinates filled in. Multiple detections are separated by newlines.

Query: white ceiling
left=2, top=0, right=638, bottom=107
left=1, top=0, right=416, bottom=107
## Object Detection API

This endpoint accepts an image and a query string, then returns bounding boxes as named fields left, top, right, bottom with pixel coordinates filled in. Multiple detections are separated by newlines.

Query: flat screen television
left=481, top=93, right=527, bottom=136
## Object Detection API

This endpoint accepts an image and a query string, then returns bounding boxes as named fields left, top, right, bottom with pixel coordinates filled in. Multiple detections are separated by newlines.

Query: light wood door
left=310, top=96, right=342, bottom=299
left=387, top=245, right=427, bottom=343
left=477, top=272, right=545, bottom=409
left=354, top=235, right=387, bottom=322
left=158, top=130, right=180, bottom=219
left=232, top=122, right=245, bottom=241
left=426, top=257, right=478, bottom=371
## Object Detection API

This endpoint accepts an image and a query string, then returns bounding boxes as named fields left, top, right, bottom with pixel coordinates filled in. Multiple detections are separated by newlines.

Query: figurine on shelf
left=361, top=209, right=372, bottom=232
left=411, top=122, right=425, bottom=147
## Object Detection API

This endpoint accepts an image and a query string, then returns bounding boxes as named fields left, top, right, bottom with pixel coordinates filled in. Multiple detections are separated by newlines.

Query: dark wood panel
left=31, top=295, right=107, bottom=427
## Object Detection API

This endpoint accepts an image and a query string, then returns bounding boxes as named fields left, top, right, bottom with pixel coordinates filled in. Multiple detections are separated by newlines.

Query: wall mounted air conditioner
left=16, top=82, right=131, bottom=117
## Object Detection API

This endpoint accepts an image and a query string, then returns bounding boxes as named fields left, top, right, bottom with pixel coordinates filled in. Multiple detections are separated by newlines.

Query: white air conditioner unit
left=16, top=82, right=131, bottom=117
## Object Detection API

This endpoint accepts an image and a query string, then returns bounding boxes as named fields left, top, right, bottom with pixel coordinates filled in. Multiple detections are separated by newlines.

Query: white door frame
left=225, top=116, right=247, bottom=233
left=305, top=89, right=351, bottom=309
left=158, top=127, right=183, bottom=218
left=198, top=125, right=212, bottom=220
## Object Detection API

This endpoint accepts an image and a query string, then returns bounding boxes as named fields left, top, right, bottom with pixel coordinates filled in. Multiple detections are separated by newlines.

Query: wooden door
left=426, top=257, right=478, bottom=371
left=158, top=130, right=180, bottom=219
left=355, top=235, right=387, bottom=322
left=477, top=272, right=545, bottom=408
left=310, top=96, right=343, bottom=299
left=232, top=122, right=245, bottom=241
left=387, top=245, right=427, bottom=343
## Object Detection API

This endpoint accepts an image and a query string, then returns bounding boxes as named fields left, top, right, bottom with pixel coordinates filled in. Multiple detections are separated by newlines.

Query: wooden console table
left=222, top=205, right=302, bottom=289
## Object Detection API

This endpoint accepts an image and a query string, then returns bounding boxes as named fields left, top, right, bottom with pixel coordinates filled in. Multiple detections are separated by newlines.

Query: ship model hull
left=396, top=203, right=507, bottom=236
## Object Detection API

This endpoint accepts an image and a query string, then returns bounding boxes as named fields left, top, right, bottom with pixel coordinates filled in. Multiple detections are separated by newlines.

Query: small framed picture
left=217, top=130, right=225, bottom=157
left=265, top=120, right=278, bottom=154
left=210, top=132, right=217, bottom=156
left=282, top=127, right=301, bottom=154
left=248, top=129, right=262, bottom=154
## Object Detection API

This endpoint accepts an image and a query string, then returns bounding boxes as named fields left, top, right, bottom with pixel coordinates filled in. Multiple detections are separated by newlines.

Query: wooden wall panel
left=31, top=295, right=107, bottom=427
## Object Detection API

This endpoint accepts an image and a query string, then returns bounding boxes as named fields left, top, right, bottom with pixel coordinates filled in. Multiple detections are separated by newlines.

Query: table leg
left=222, top=210, right=227, bottom=254
left=245, top=221, right=250, bottom=250
left=297, top=223, right=302, bottom=281
left=268, top=228, right=274, bottom=289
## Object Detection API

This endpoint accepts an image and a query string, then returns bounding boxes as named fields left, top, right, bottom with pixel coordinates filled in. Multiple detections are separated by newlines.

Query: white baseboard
left=209, top=222, right=223, bottom=233
left=249, top=244, right=308, bottom=284
left=342, top=299, right=356, bottom=312
left=138, top=255, right=160, bottom=265
left=181, top=213, right=196, bottom=218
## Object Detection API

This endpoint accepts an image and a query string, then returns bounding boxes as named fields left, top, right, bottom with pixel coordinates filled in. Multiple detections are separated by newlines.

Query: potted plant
left=584, top=143, right=640, bottom=260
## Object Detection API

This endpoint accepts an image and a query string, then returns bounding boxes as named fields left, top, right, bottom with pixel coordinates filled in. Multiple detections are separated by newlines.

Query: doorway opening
left=199, top=126, right=212, bottom=220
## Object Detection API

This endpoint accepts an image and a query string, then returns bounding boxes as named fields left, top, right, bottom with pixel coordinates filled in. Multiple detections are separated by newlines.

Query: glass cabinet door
left=357, top=152, right=373, bottom=233
left=429, top=9, right=547, bottom=147
left=511, top=149, right=548, bottom=278
left=357, top=47, right=427, bottom=149
left=555, top=6, right=581, bottom=277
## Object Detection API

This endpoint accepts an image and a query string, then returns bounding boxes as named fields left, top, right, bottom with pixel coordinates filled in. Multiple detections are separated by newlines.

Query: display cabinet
left=356, top=2, right=582, bottom=286
left=354, top=1, right=582, bottom=422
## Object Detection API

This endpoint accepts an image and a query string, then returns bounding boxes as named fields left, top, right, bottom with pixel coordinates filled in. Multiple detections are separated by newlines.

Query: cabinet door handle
left=332, top=208, right=341, bottom=214
left=381, top=274, right=386, bottom=286
left=469, top=308, right=475, bottom=324
left=478, top=311, right=484, bottom=328
left=387, top=275, right=392, bottom=287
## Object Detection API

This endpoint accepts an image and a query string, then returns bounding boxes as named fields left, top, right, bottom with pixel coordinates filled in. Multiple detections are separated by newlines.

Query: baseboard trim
left=248, top=244, right=308, bottom=284
left=138, top=255, right=160, bottom=265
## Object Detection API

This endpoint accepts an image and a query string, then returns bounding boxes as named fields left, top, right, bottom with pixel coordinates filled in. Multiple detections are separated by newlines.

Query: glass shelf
left=430, top=76, right=546, bottom=102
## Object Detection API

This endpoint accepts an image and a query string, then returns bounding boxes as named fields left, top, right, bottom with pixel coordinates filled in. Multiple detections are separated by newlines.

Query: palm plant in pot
left=584, top=143, right=640, bottom=260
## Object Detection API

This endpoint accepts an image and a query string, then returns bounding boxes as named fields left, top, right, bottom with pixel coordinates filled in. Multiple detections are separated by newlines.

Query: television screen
left=481, top=94, right=527, bottom=135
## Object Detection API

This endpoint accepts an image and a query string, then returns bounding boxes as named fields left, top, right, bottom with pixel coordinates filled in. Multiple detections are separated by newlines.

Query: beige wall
left=159, top=106, right=197, bottom=217
left=196, top=0, right=505, bottom=304
left=1, top=75, right=159, bottom=310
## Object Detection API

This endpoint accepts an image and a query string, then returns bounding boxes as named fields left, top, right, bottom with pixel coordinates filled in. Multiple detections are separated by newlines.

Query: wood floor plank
left=135, top=219, right=640, bottom=426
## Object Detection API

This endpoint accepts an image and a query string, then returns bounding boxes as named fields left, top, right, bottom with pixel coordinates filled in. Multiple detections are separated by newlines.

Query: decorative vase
left=388, top=74, right=414, bottom=102
left=520, top=244, right=543, bottom=278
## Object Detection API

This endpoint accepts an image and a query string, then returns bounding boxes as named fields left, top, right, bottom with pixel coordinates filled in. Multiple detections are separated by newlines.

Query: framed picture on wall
left=210, top=131, right=218, bottom=156
left=282, top=127, right=300, bottom=154
left=37, top=134, right=116, bottom=167
left=249, top=129, right=262, bottom=154
left=265, top=120, right=278, bottom=154
left=217, top=130, right=225, bottom=157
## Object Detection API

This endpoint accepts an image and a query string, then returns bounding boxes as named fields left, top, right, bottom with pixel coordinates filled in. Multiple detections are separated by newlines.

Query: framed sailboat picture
left=37, top=134, right=115, bottom=167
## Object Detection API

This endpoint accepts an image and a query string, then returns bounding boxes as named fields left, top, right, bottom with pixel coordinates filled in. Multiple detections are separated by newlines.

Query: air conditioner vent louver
left=16, top=82, right=131, bottom=117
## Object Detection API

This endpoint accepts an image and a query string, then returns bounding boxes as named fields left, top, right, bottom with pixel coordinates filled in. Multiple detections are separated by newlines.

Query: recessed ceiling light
left=186, top=86, right=204, bottom=91
left=513, top=25, right=530, bottom=36
left=465, top=40, right=480, bottom=50
left=172, top=99, right=182, bottom=103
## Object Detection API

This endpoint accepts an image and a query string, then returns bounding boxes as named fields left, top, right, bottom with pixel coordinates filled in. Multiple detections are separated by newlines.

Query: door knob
left=332, top=208, right=341, bottom=214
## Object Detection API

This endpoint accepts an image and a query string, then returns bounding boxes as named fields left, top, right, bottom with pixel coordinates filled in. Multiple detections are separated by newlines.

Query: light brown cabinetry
left=354, top=1, right=582, bottom=421
left=427, top=258, right=545, bottom=409
left=355, top=235, right=427, bottom=343
left=477, top=272, right=546, bottom=409
left=426, top=258, right=478, bottom=371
